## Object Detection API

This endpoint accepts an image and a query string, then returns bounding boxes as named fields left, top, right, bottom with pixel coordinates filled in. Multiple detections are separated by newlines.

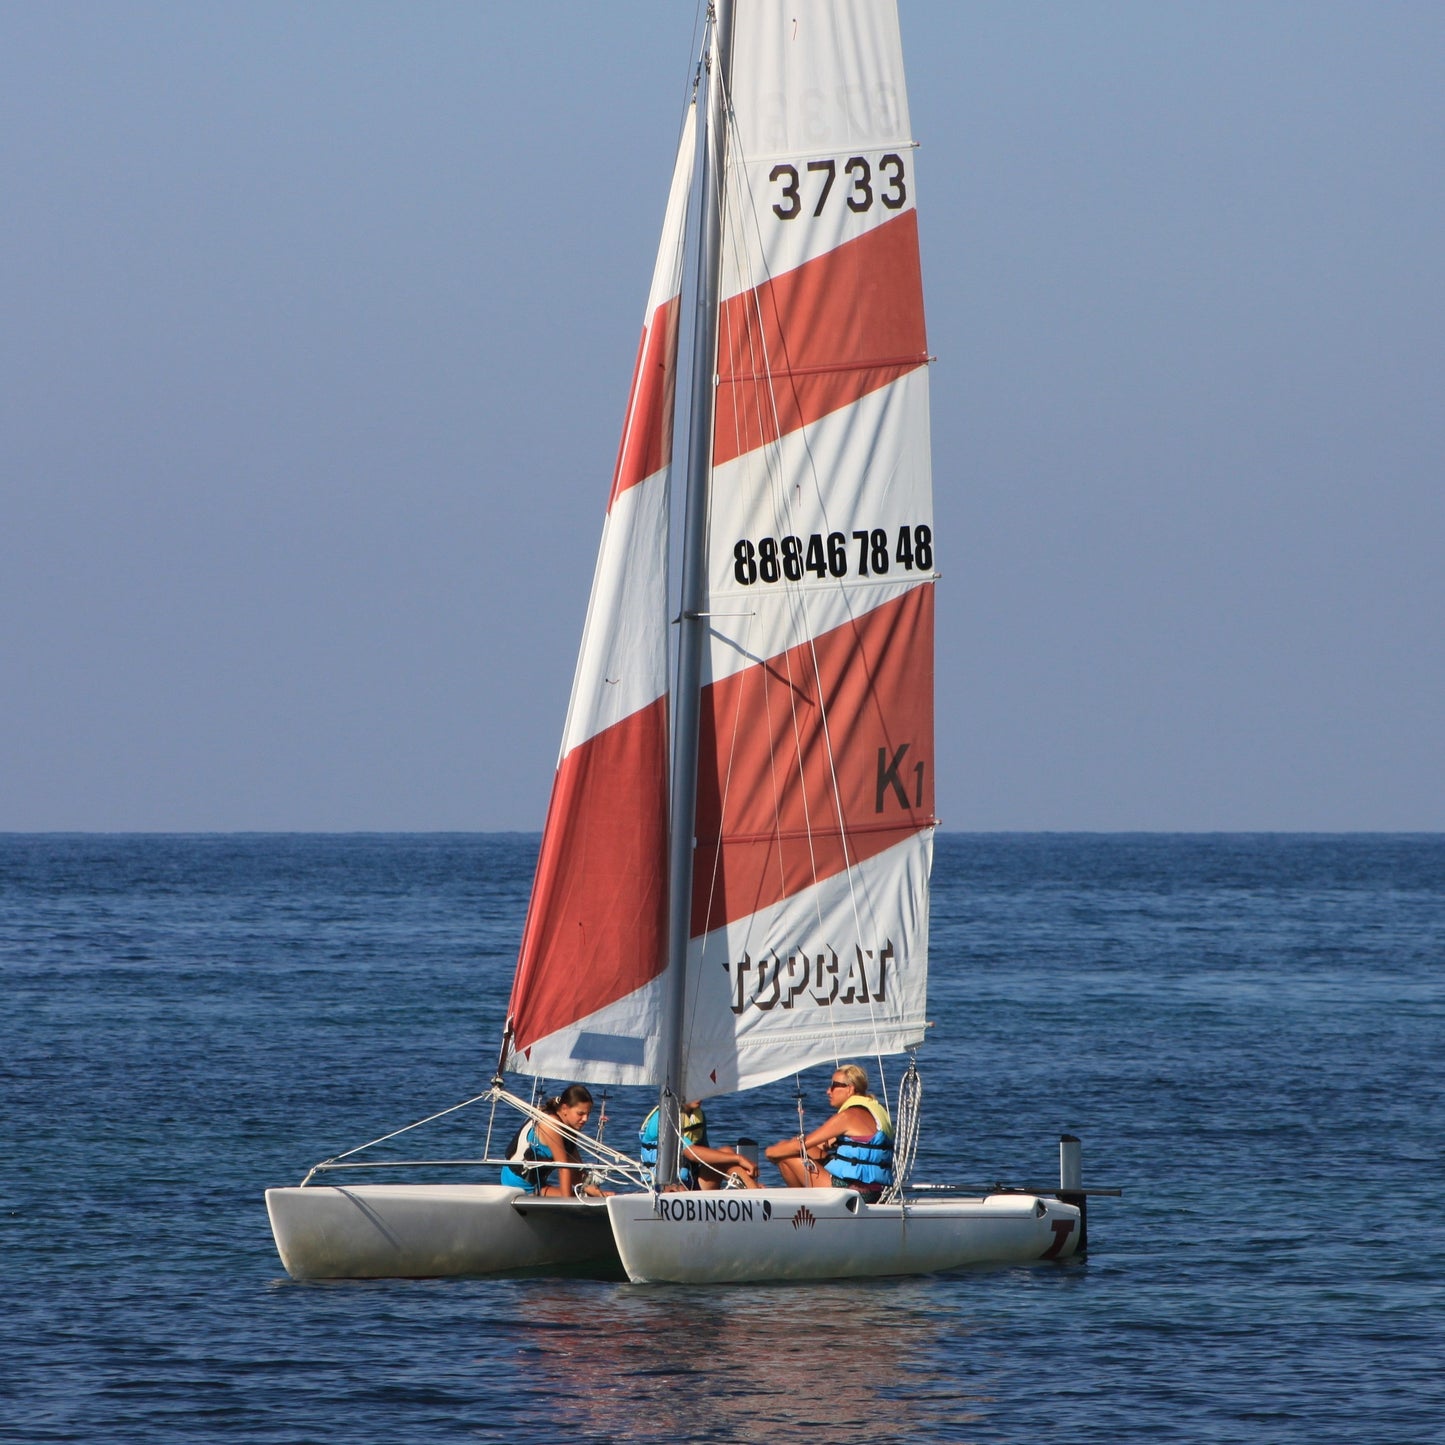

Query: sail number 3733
left=770, top=154, right=907, bottom=219
left=733, top=525, right=932, bottom=587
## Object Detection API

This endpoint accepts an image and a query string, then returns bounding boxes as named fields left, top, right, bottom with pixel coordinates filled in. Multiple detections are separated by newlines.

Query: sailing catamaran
left=267, top=0, right=1090, bottom=1285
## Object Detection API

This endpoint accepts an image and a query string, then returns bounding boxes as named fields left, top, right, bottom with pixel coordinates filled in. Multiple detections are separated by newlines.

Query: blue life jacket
left=639, top=1106, right=704, bottom=1189
left=500, top=1123, right=556, bottom=1193
left=827, top=1095, right=894, bottom=1192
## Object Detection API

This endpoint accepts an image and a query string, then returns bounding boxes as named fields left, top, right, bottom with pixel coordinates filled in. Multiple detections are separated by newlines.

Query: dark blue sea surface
left=1, top=833, right=1440, bottom=1443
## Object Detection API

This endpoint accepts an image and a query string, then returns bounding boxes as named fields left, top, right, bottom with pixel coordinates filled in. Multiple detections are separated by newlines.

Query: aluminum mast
left=656, top=0, right=734, bottom=1186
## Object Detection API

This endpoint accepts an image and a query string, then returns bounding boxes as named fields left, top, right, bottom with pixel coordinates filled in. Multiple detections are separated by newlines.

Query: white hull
left=265, top=1184, right=618, bottom=1281
left=606, top=1188, right=1082, bottom=1284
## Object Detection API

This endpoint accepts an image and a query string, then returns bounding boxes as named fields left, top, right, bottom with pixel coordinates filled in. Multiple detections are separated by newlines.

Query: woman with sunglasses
left=763, top=1063, right=894, bottom=1202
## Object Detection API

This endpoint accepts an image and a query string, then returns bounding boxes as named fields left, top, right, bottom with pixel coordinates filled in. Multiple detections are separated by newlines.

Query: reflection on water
left=500, top=1277, right=993, bottom=1442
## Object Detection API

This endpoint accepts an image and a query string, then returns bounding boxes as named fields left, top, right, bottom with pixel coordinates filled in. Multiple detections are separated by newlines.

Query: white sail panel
left=704, top=369, right=933, bottom=686
left=726, top=0, right=911, bottom=159
left=681, top=831, right=932, bottom=1098
left=511, top=973, right=670, bottom=1084
left=558, top=467, right=670, bottom=751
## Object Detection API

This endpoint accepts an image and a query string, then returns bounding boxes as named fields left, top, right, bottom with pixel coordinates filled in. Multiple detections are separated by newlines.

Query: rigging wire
left=880, top=1054, right=922, bottom=1203
left=296, top=1085, right=649, bottom=1192
left=790, top=1071, right=820, bottom=1182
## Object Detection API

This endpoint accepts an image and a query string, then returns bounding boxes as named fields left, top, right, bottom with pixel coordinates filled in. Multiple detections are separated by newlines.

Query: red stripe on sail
left=610, top=294, right=682, bottom=506
left=691, top=585, right=935, bottom=938
left=713, top=211, right=927, bottom=469
left=508, top=697, right=669, bottom=1054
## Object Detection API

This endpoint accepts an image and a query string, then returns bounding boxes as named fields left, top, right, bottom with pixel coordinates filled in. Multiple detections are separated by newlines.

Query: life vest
left=827, top=1094, right=894, bottom=1190
left=499, top=1122, right=555, bottom=1193
left=682, top=1105, right=708, bottom=1149
left=639, top=1106, right=705, bottom=1188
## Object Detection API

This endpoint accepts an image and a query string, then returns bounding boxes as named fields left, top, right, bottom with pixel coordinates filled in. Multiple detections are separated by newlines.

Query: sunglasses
left=827, top=1081, right=848, bottom=1090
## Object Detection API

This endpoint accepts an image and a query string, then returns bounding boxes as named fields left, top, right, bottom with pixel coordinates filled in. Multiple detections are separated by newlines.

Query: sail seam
left=720, top=353, right=928, bottom=383
left=696, top=819, right=936, bottom=847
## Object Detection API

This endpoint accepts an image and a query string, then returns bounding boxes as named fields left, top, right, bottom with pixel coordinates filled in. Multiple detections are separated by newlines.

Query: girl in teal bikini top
left=499, top=1084, right=599, bottom=1197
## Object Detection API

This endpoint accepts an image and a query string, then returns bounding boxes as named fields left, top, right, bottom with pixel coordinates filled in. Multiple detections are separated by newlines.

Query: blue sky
left=3, top=2, right=1441, bottom=831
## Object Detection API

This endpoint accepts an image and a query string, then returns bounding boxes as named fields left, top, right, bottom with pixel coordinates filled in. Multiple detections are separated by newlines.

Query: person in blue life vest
left=764, top=1063, right=894, bottom=1202
left=639, top=1100, right=761, bottom=1190
left=500, top=1084, right=610, bottom=1197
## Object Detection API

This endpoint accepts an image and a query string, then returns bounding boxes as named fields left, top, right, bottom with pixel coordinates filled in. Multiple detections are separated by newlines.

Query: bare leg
left=775, top=1157, right=808, bottom=1187
left=776, top=1155, right=831, bottom=1188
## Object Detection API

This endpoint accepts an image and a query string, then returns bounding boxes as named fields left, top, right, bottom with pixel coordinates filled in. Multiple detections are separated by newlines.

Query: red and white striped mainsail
left=503, top=106, right=696, bottom=1084
left=681, top=1, right=935, bottom=1096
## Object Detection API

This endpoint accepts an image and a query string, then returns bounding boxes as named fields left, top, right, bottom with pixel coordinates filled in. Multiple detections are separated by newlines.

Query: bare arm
left=766, top=1110, right=850, bottom=1161
left=766, top=1100, right=876, bottom=1179
left=684, top=1143, right=759, bottom=1181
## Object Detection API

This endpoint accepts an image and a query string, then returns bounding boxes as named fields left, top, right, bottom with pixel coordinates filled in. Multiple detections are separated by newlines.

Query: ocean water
left=1, top=832, right=1440, bottom=1443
